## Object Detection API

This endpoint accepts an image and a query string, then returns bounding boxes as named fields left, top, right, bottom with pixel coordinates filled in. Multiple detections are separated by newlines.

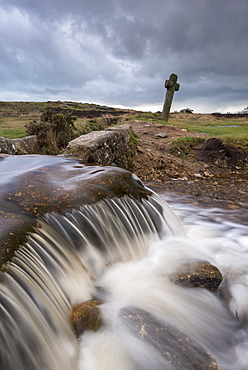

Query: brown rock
left=170, top=260, right=222, bottom=292
left=71, top=300, right=102, bottom=337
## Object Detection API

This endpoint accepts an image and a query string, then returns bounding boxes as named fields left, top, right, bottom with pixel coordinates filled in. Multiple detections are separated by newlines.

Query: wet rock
left=0, top=156, right=152, bottom=268
left=170, top=260, right=222, bottom=292
left=120, top=307, right=220, bottom=369
left=0, top=136, right=17, bottom=154
left=71, top=300, right=102, bottom=337
left=12, top=135, right=40, bottom=154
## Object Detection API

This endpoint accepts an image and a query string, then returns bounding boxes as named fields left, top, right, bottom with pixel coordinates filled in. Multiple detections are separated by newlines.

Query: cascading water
left=1, top=183, right=248, bottom=369
left=0, top=192, right=182, bottom=369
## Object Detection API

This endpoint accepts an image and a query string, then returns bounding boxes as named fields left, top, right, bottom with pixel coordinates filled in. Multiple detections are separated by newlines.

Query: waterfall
left=1, top=190, right=247, bottom=369
left=1, top=193, right=184, bottom=370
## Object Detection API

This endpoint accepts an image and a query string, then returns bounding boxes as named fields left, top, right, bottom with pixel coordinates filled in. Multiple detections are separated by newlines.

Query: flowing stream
left=1, top=186, right=248, bottom=369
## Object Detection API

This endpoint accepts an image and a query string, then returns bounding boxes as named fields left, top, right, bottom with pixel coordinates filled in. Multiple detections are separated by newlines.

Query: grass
left=129, top=131, right=139, bottom=148
left=171, top=120, right=247, bottom=136
left=0, top=129, right=27, bottom=138
left=0, top=102, right=247, bottom=154
left=0, top=101, right=132, bottom=139
left=167, top=115, right=248, bottom=154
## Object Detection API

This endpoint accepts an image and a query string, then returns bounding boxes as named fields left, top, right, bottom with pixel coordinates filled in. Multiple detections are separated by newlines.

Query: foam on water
left=77, top=194, right=248, bottom=370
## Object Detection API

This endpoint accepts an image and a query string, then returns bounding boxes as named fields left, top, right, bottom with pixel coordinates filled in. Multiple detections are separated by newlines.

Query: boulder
left=12, top=135, right=40, bottom=154
left=170, top=260, right=222, bottom=292
left=120, top=307, right=220, bottom=369
left=0, top=136, right=17, bottom=155
left=71, top=300, right=102, bottom=337
left=63, top=124, right=136, bottom=169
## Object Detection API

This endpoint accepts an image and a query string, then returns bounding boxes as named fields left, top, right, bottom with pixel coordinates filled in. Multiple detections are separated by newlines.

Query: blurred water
left=78, top=193, right=248, bottom=370
left=1, top=190, right=248, bottom=369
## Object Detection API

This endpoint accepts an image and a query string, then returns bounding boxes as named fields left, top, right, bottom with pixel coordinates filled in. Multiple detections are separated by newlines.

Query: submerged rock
left=120, top=307, right=220, bottom=369
left=170, top=260, right=222, bottom=292
left=71, top=300, right=102, bottom=337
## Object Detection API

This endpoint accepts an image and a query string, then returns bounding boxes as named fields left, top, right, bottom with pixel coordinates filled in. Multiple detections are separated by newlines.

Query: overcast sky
left=0, top=0, right=247, bottom=113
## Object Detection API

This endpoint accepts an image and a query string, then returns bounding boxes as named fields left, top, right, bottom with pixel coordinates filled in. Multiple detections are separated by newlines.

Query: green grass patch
left=129, top=131, right=139, bottom=148
left=0, top=129, right=27, bottom=139
left=173, top=120, right=248, bottom=136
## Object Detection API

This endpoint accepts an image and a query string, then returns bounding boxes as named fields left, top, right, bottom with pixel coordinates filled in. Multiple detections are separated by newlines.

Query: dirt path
left=130, top=120, right=248, bottom=209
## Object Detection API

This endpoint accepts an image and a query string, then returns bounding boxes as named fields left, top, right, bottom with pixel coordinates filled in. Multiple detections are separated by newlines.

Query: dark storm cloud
left=0, top=0, right=247, bottom=111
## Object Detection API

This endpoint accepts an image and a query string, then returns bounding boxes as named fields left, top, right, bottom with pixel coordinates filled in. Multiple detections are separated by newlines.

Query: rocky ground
left=130, top=119, right=248, bottom=209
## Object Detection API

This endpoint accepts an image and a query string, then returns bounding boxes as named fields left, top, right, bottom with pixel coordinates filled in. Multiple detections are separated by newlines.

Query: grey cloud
left=0, top=0, right=247, bottom=112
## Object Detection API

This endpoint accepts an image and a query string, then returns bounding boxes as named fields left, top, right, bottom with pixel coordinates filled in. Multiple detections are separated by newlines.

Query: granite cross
left=162, top=73, right=180, bottom=122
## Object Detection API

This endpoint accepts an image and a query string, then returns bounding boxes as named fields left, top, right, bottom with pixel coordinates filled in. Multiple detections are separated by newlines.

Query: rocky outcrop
left=12, top=135, right=40, bottom=154
left=63, top=124, right=137, bottom=169
left=0, top=136, right=17, bottom=154
left=170, top=260, right=223, bottom=292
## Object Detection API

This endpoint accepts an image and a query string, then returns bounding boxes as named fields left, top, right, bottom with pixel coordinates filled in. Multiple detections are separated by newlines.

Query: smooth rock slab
left=120, top=307, right=220, bottom=369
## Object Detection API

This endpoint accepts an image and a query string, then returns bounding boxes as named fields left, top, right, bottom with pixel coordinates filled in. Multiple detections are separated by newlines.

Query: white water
left=77, top=194, right=248, bottom=370
left=1, top=191, right=248, bottom=369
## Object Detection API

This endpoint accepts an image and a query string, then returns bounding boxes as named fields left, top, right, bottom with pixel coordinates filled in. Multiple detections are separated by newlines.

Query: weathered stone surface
left=12, top=135, right=40, bottom=154
left=71, top=300, right=102, bottom=337
left=0, top=136, right=17, bottom=155
left=170, top=260, right=223, bottom=292
left=64, top=124, right=135, bottom=167
left=120, top=307, right=220, bottom=369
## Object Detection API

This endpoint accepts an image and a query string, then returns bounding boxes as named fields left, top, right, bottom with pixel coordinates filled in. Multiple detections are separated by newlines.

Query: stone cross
left=162, top=73, right=180, bottom=122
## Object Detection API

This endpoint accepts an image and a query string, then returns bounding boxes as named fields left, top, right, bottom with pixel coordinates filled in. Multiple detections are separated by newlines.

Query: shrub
left=25, top=108, right=78, bottom=154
